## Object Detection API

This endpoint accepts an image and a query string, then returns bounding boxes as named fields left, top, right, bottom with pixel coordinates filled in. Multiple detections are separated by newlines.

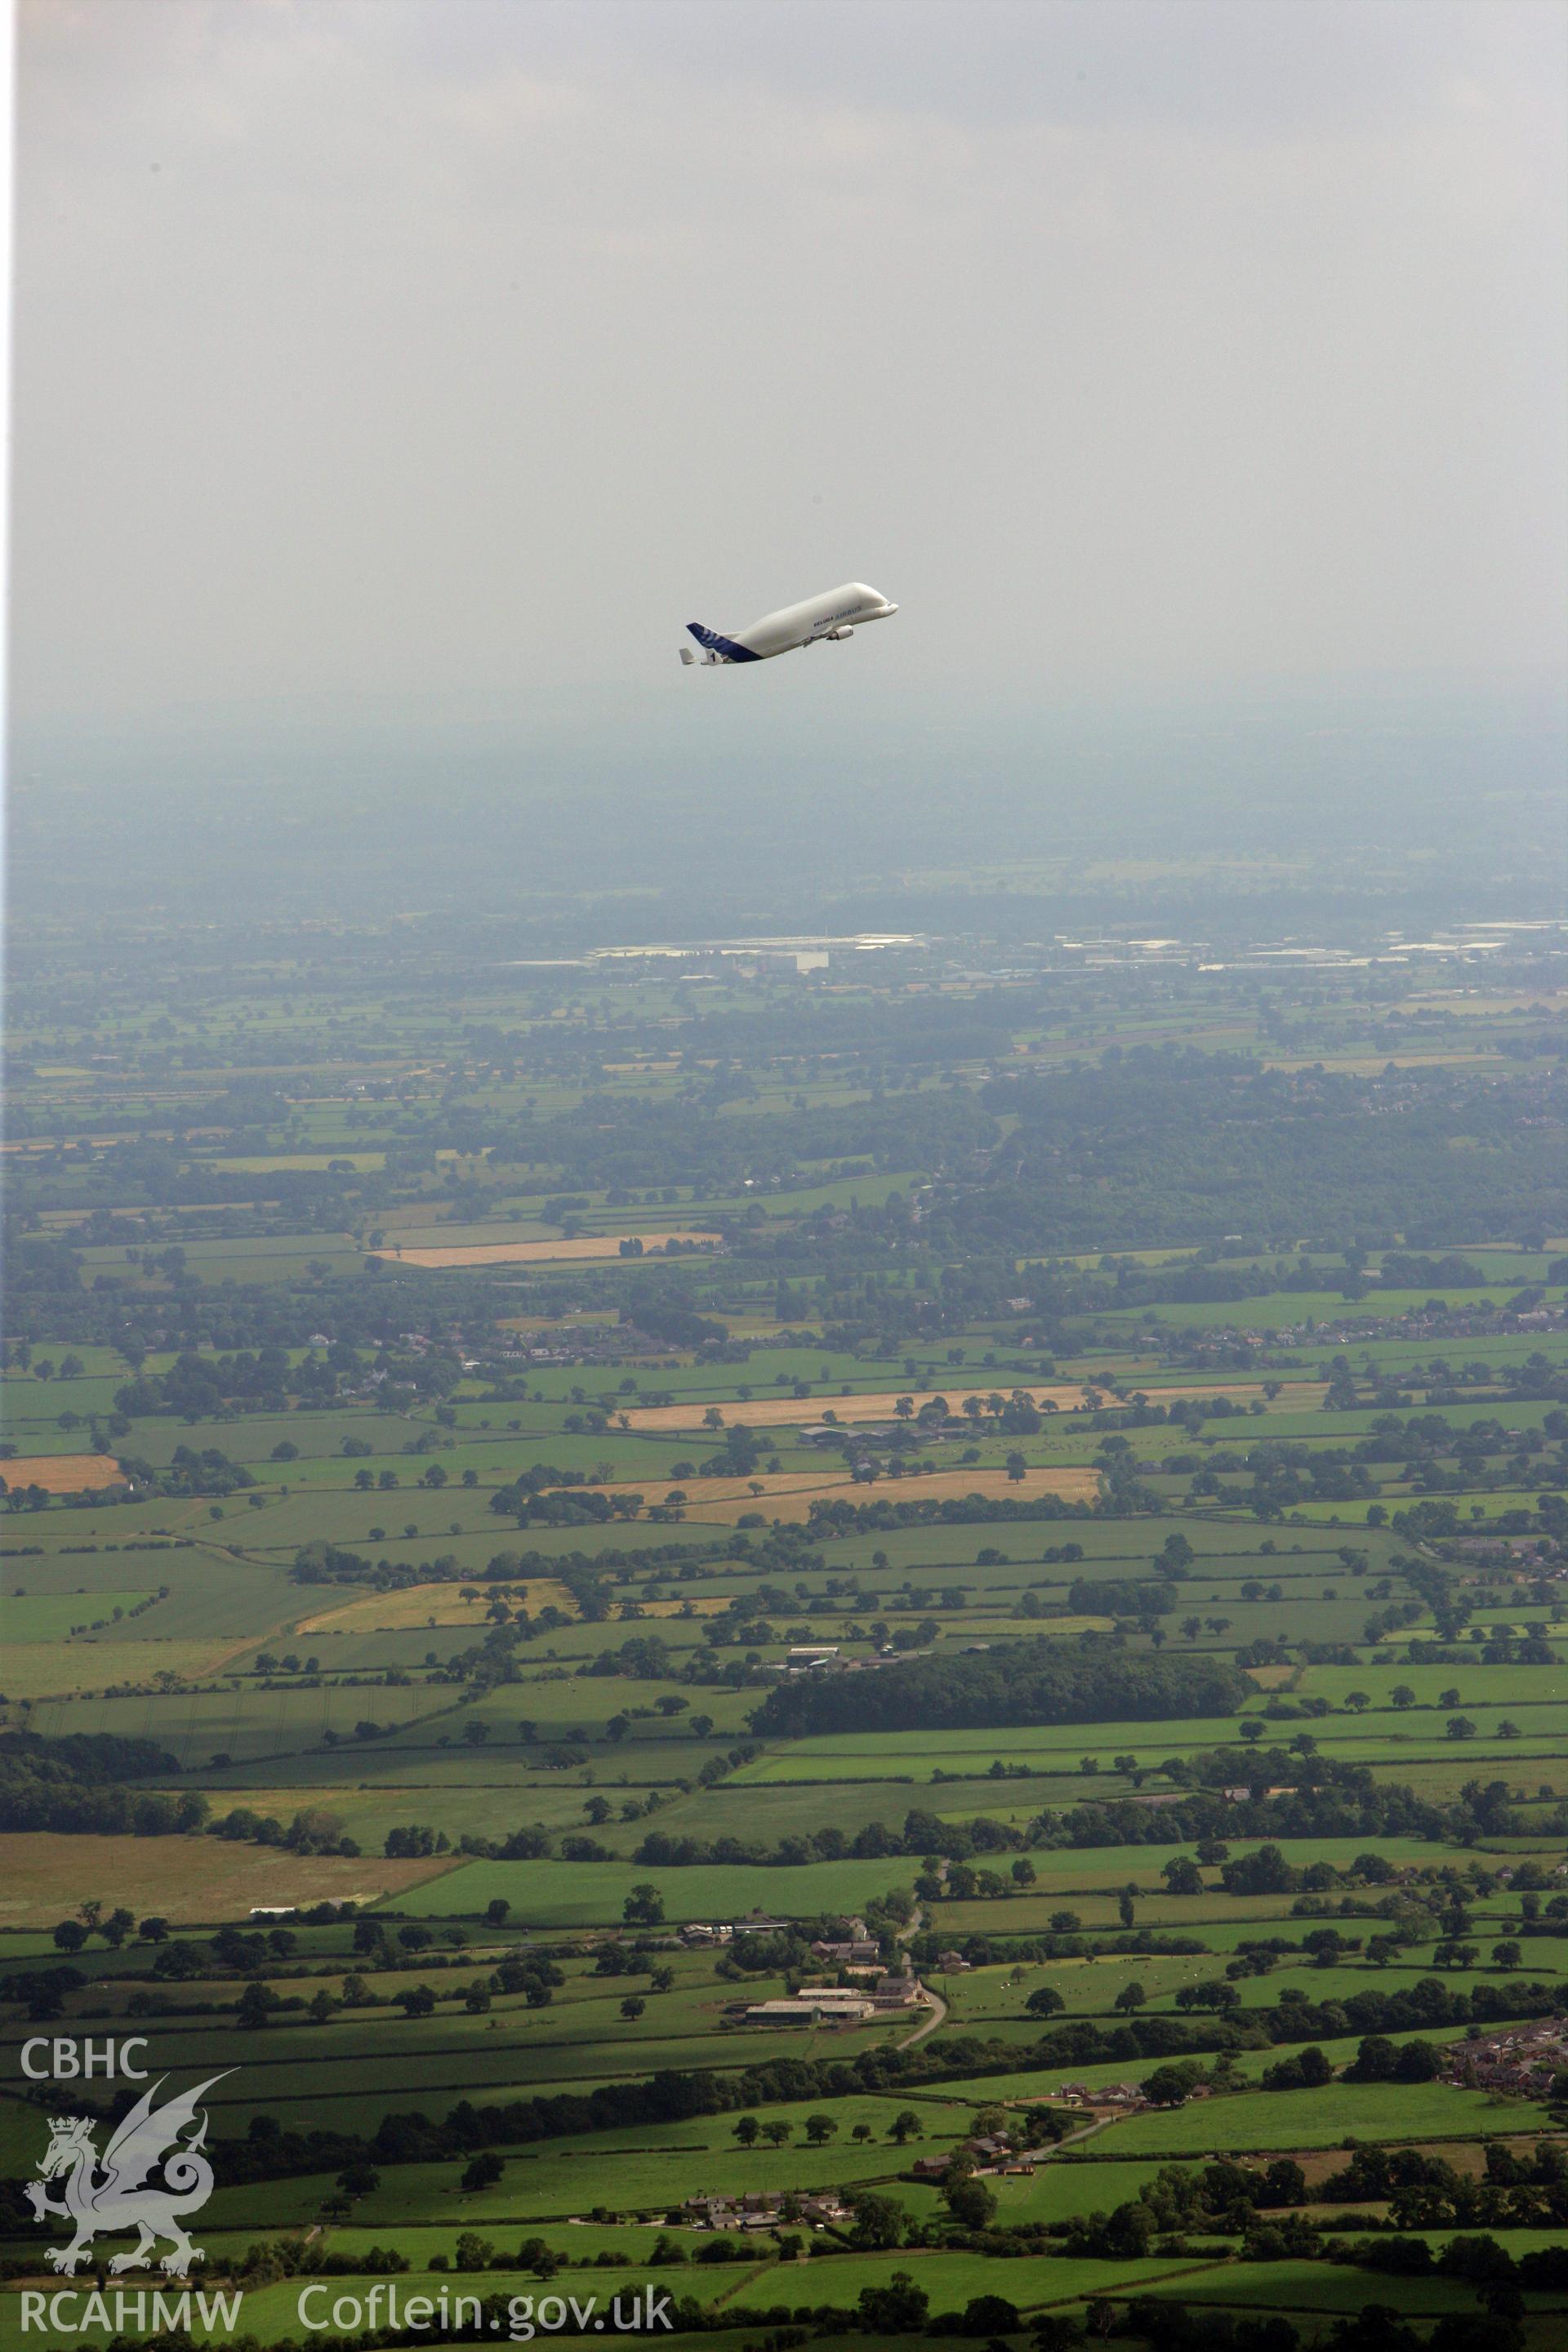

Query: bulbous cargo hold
left=679, top=581, right=897, bottom=665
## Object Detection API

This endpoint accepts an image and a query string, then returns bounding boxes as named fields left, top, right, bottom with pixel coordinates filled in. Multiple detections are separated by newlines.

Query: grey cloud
left=11, top=0, right=1566, bottom=763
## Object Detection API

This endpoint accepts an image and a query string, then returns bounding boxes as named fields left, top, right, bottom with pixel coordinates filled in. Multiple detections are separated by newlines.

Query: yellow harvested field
left=377, top=1232, right=724, bottom=1267
left=296, top=1579, right=581, bottom=1633
left=590, top=1465, right=1101, bottom=1523
left=640, top=1593, right=730, bottom=1616
left=0, top=1833, right=459, bottom=1927
left=0, top=1453, right=126, bottom=1491
left=621, top=1383, right=1320, bottom=1432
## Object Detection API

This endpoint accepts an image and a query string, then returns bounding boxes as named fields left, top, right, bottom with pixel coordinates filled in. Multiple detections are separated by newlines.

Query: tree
left=1344, top=1690, right=1370, bottom=1713
left=485, top=1898, right=511, bottom=1926
left=1141, top=2065, right=1199, bottom=2106
left=236, top=1981, right=278, bottom=2029
left=1025, top=1985, right=1065, bottom=2020
left=889, top=2108, right=923, bottom=2144
left=51, top=1920, right=88, bottom=1953
left=1113, top=1980, right=1147, bottom=2015
left=845, top=2189, right=905, bottom=2250
left=622, top=1882, right=664, bottom=1926
left=760, top=2119, right=791, bottom=2146
left=963, top=2294, right=1022, bottom=2336
left=1391, top=1685, right=1416, bottom=1709
left=1491, top=1940, right=1522, bottom=1971
left=395, top=1985, right=437, bottom=2018
left=945, top=2175, right=997, bottom=2230
left=461, top=2151, right=504, bottom=2192
left=732, top=2114, right=760, bottom=2145
left=1161, top=1855, right=1203, bottom=1895
left=804, top=2113, right=837, bottom=2145
left=336, top=2160, right=381, bottom=2198
left=1446, top=1716, right=1477, bottom=1741
left=1260, top=2158, right=1307, bottom=2207
left=857, top=2276, right=928, bottom=2332
left=619, top=1995, right=645, bottom=2020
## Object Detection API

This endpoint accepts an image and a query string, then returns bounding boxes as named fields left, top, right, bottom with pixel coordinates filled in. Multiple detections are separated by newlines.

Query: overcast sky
left=12, top=0, right=1567, bottom=769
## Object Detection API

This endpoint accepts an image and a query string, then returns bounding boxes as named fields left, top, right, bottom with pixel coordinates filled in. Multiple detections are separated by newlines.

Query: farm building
left=743, top=1990, right=876, bottom=2024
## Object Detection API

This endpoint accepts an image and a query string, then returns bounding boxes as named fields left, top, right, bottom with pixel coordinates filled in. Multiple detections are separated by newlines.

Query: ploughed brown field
left=0, top=1453, right=126, bottom=1491
left=375, top=1232, right=723, bottom=1266
left=0, top=1833, right=460, bottom=1925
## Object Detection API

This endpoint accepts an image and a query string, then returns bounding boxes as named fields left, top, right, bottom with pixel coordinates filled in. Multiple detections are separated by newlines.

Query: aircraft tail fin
left=685, top=622, right=760, bottom=664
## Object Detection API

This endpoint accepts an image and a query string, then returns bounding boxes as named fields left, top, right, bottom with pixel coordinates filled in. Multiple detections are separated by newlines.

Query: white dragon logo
left=26, top=2074, right=231, bottom=2275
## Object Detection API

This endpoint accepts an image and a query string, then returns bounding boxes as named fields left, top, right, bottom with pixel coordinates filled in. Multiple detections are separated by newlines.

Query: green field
left=6, top=889, right=1568, bottom=2349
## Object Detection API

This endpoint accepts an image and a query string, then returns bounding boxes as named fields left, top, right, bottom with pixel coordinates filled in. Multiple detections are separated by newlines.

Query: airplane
left=679, top=581, right=898, bottom=666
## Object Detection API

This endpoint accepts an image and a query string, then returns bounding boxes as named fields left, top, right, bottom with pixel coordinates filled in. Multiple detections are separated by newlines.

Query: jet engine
left=825, top=626, right=855, bottom=640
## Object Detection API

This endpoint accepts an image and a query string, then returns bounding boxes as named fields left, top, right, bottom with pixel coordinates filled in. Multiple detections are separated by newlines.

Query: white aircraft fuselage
left=682, top=581, right=898, bottom=666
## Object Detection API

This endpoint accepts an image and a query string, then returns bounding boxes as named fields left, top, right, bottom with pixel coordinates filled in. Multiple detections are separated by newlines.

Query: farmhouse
left=871, top=1973, right=929, bottom=2009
